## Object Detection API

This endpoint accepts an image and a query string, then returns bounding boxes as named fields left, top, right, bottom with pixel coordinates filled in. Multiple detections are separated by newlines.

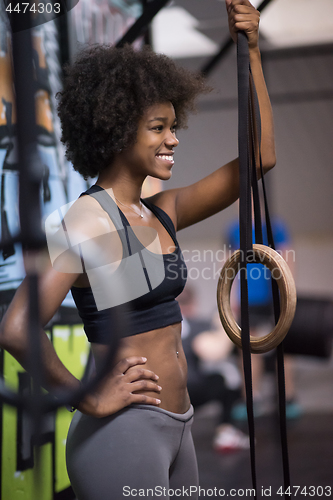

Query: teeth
left=157, top=155, right=173, bottom=161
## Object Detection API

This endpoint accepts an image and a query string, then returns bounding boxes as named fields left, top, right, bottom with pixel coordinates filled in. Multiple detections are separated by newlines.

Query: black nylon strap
left=237, top=31, right=257, bottom=498
left=237, top=32, right=291, bottom=499
left=250, top=73, right=291, bottom=497
left=248, top=76, right=263, bottom=246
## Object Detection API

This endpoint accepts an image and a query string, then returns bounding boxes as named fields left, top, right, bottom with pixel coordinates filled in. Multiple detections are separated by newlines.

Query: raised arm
left=153, top=0, right=275, bottom=231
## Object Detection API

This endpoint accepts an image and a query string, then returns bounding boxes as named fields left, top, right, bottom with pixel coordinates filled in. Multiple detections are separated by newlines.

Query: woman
left=0, top=1, right=275, bottom=498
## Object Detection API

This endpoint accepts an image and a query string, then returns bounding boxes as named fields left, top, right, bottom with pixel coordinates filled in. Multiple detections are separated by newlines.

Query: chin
left=151, top=170, right=172, bottom=182
left=161, top=172, right=172, bottom=181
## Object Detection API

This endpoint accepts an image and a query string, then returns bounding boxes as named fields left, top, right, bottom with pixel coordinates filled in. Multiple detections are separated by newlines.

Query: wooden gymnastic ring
left=217, top=244, right=297, bottom=354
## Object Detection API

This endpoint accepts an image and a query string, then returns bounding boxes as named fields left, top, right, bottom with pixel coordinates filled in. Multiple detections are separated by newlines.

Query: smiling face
left=121, top=101, right=179, bottom=181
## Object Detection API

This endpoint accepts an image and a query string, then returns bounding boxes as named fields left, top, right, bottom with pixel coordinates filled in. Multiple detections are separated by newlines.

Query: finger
left=129, top=380, right=162, bottom=393
left=130, top=393, right=161, bottom=406
left=113, top=356, right=147, bottom=375
left=230, top=0, right=255, bottom=8
left=125, top=367, right=159, bottom=382
left=228, top=4, right=259, bottom=31
left=233, top=21, right=258, bottom=33
left=231, top=5, right=258, bottom=15
left=232, top=16, right=259, bottom=27
left=225, top=0, right=232, bottom=12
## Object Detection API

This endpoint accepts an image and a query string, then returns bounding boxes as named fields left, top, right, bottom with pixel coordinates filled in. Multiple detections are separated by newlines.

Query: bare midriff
left=91, top=322, right=190, bottom=414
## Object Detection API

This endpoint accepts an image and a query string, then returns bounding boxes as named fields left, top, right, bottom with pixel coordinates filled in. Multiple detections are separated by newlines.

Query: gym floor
left=192, top=354, right=333, bottom=497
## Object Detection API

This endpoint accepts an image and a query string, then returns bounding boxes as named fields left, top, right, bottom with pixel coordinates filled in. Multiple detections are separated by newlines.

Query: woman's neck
left=96, top=164, right=145, bottom=205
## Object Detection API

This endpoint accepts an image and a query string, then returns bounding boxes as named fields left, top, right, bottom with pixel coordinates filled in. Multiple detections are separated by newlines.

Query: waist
left=129, top=404, right=193, bottom=420
left=92, top=323, right=190, bottom=413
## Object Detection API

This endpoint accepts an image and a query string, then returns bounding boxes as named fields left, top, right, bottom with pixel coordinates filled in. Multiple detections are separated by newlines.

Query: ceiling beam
left=116, top=0, right=170, bottom=48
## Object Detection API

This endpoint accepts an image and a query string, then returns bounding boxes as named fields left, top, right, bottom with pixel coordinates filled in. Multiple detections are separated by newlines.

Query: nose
left=165, top=130, right=179, bottom=148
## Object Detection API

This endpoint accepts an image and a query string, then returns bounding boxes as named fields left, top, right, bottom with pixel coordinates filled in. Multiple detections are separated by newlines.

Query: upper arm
left=0, top=256, right=79, bottom=352
left=149, top=158, right=240, bottom=231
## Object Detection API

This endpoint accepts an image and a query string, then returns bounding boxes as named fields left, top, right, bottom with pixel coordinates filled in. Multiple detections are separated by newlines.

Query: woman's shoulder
left=64, top=194, right=116, bottom=238
left=47, top=194, right=122, bottom=276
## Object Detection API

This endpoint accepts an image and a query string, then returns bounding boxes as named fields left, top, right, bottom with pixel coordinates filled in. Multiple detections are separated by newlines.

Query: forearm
left=1, top=327, right=81, bottom=394
left=225, top=0, right=275, bottom=172
left=40, top=331, right=81, bottom=392
left=1, top=327, right=100, bottom=414
left=249, top=45, right=276, bottom=172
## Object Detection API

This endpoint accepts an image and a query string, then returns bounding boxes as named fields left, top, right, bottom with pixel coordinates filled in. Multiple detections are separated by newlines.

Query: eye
left=152, top=125, right=163, bottom=131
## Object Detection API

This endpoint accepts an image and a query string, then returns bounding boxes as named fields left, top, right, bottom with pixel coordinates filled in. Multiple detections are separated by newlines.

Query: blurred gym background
left=0, top=0, right=332, bottom=498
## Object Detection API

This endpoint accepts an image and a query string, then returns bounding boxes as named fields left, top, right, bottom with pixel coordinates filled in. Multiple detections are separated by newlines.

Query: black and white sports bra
left=71, top=185, right=187, bottom=344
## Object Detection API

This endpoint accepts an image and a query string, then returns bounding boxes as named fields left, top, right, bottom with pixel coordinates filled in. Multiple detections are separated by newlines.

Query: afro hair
left=56, top=44, right=210, bottom=179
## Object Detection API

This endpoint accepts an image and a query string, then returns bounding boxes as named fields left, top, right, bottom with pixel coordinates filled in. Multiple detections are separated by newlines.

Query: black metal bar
left=116, top=0, right=170, bottom=48
left=141, top=0, right=153, bottom=46
left=11, top=22, right=45, bottom=249
left=57, top=5, right=71, bottom=69
left=255, top=0, right=274, bottom=11
left=201, top=37, right=234, bottom=77
left=10, top=9, right=46, bottom=463
left=201, top=0, right=276, bottom=76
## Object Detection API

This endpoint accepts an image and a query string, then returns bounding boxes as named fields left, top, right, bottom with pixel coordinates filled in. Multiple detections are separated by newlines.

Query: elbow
left=0, top=316, right=26, bottom=357
left=0, top=324, right=14, bottom=354
left=261, top=138, right=277, bottom=173
left=261, top=151, right=276, bottom=174
left=265, top=156, right=276, bottom=172
left=0, top=321, right=10, bottom=351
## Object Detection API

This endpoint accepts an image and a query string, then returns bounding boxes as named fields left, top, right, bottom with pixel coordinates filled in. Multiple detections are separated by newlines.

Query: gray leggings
left=66, top=404, right=199, bottom=500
